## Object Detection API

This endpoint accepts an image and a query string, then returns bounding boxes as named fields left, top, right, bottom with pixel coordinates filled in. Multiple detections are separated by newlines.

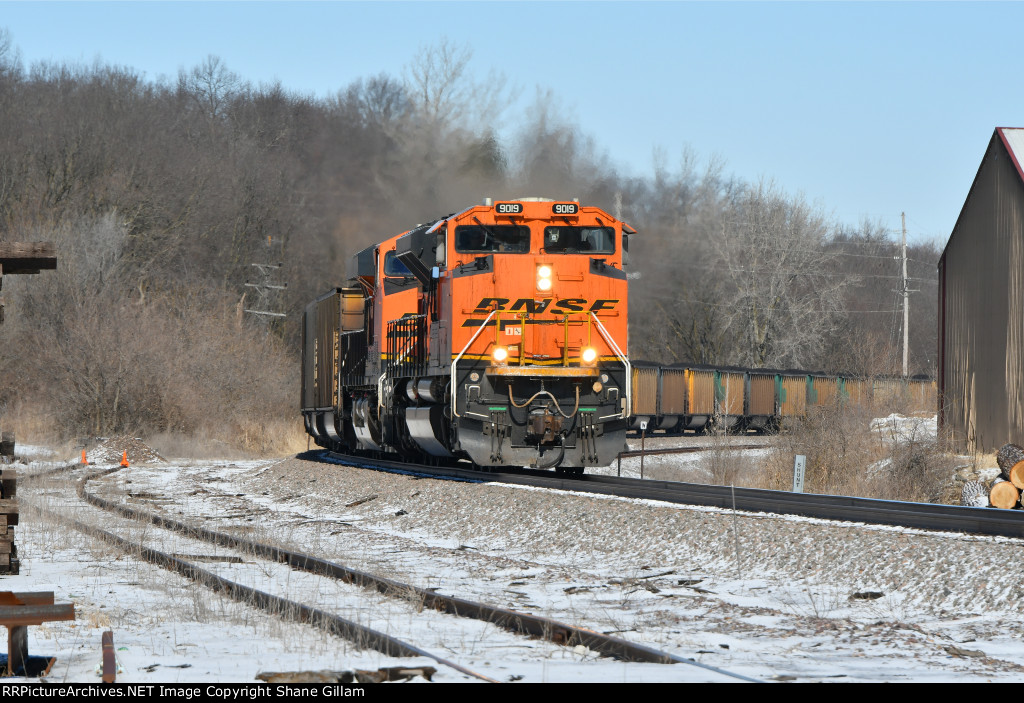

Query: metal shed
left=939, top=127, right=1024, bottom=452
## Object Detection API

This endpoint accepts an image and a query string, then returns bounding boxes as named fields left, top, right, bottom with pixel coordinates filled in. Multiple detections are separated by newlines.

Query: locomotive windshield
left=384, top=250, right=413, bottom=277
left=454, top=225, right=530, bottom=254
left=543, top=226, right=615, bottom=254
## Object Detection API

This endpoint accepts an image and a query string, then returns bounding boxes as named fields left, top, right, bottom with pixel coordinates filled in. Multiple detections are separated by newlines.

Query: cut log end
left=1009, top=461, right=1024, bottom=490
left=997, top=443, right=1024, bottom=479
left=990, top=479, right=1020, bottom=510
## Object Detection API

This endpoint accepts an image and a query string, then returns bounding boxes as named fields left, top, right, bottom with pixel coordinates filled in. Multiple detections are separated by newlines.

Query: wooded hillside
left=0, top=32, right=940, bottom=446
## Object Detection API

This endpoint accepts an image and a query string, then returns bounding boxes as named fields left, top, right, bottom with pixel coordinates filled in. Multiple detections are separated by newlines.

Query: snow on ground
left=870, top=413, right=939, bottom=443
left=4, top=420, right=1024, bottom=683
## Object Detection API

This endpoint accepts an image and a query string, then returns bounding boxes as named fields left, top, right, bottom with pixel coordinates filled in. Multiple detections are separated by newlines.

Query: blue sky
left=1, top=1, right=1019, bottom=245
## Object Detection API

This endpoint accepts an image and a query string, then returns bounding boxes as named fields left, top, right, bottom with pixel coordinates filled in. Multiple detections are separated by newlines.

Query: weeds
left=752, top=402, right=960, bottom=503
left=699, top=425, right=745, bottom=486
left=774, top=584, right=846, bottom=621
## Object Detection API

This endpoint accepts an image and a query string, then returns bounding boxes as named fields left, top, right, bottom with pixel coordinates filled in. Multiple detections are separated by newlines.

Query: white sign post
left=639, top=420, right=648, bottom=480
left=792, top=454, right=806, bottom=493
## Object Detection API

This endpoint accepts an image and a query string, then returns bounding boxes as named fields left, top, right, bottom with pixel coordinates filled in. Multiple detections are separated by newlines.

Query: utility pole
left=245, top=262, right=287, bottom=320
left=902, top=213, right=908, bottom=377
left=244, top=235, right=287, bottom=324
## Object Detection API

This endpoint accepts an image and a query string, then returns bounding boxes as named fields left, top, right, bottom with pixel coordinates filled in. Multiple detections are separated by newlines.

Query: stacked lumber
left=0, top=458, right=17, bottom=575
left=981, top=443, right=1024, bottom=509
left=0, top=244, right=55, bottom=575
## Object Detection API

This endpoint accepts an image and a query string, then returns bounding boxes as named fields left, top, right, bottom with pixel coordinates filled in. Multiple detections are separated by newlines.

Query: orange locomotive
left=301, top=197, right=634, bottom=471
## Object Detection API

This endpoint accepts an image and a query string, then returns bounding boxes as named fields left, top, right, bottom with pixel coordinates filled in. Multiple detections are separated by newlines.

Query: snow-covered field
left=3, top=426, right=1024, bottom=683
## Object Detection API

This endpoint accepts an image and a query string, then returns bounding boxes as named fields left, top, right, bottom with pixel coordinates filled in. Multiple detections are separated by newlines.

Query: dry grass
left=698, top=427, right=746, bottom=486
left=145, top=420, right=307, bottom=460
left=744, top=402, right=963, bottom=502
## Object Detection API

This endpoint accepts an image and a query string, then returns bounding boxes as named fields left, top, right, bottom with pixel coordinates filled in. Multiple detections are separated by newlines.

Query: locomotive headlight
left=537, top=265, right=553, bottom=291
left=581, top=347, right=598, bottom=365
left=492, top=346, right=509, bottom=364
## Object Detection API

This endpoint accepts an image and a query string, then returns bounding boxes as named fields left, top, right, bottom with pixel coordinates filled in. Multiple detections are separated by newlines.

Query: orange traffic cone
left=120, top=451, right=129, bottom=468
left=80, top=450, right=88, bottom=465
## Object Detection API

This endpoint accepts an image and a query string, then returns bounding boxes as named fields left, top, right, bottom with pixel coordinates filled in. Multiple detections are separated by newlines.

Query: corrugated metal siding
left=301, top=302, right=316, bottom=410
left=779, top=375, right=806, bottom=416
left=315, top=292, right=341, bottom=409
left=661, top=368, right=687, bottom=415
left=811, top=377, right=839, bottom=407
left=631, top=366, right=658, bottom=415
left=909, top=380, right=937, bottom=414
left=942, top=131, right=1024, bottom=452
left=748, top=373, right=776, bottom=415
left=873, top=378, right=905, bottom=407
left=688, top=369, right=716, bottom=415
left=341, top=289, right=364, bottom=330
left=717, top=371, right=744, bottom=416
left=842, top=378, right=867, bottom=405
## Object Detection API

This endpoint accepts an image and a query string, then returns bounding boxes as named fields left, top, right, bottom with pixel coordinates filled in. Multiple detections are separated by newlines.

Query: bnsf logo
left=471, top=298, right=619, bottom=314
left=495, top=203, right=523, bottom=214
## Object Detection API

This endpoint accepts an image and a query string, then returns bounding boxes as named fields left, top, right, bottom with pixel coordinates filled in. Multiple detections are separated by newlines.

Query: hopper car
left=628, top=364, right=935, bottom=434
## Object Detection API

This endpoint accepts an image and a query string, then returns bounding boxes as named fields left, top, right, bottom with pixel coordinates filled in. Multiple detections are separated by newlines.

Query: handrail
left=451, top=309, right=628, bottom=419
left=379, top=314, right=429, bottom=414
left=589, top=311, right=631, bottom=418
left=451, top=309, right=499, bottom=418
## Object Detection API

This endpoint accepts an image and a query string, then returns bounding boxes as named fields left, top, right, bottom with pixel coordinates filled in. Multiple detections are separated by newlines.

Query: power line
left=643, top=258, right=938, bottom=282
left=636, top=288, right=914, bottom=314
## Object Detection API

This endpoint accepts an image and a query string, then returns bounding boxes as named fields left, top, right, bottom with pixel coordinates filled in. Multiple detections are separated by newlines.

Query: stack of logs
left=0, top=242, right=54, bottom=575
left=962, top=443, right=1024, bottom=509
left=991, top=443, right=1024, bottom=509
left=0, top=434, right=16, bottom=574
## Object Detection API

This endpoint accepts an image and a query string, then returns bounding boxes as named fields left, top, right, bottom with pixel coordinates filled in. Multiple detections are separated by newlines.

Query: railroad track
left=20, top=463, right=758, bottom=683
left=323, top=448, right=1024, bottom=539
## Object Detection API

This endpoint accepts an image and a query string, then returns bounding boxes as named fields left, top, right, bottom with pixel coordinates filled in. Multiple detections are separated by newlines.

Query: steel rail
left=22, top=474, right=498, bottom=683
left=72, top=464, right=757, bottom=682
left=617, top=443, right=767, bottom=459
left=323, top=451, right=1024, bottom=540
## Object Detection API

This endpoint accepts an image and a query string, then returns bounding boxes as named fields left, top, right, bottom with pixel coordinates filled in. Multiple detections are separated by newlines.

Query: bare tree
left=0, top=27, right=21, bottom=81
left=403, top=38, right=472, bottom=128
left=403, top=38, right=516, bottom=133
left=352, top=73, right=410, bottom=131
left=714, top=181, right=854, bottom=368
left=178, top=54, right=242, bottom=121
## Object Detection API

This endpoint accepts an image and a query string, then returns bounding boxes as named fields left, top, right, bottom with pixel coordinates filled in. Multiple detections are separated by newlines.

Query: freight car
left=302, top=198, right=633, bottom=472
left=628, top=364, right=936, bottom=434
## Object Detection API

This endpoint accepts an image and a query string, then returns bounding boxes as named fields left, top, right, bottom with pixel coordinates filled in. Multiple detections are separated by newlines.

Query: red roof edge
left=941, top=129, right=1019, bottom=262
left=996, top=127, right=1024, bottom=184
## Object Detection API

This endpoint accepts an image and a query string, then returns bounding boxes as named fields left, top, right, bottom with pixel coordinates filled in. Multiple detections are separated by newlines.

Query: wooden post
left=7, top=623, right=27, bottom=676
left=0, top=594, right=74, bottom=675
left=101, top=631, right=116, bottom=683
